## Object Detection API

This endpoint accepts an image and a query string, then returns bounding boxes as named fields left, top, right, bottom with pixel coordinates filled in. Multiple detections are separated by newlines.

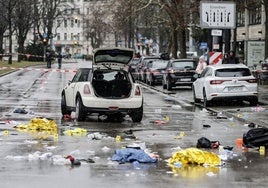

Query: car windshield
left=149, top=60, right=168, bottom=69
left=172, top=61, right=195, bottom=69
left=215, top=68, right=251, bottom=77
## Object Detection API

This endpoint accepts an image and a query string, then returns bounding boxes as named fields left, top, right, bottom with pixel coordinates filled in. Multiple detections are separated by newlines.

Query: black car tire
left=249, top=97, right=258, bottom=106
left=149, top=74, right=154, bottom=86
left=203, top=89, right=211, bottom=107
left=167, top=80, right=172, bottom=91
left=131, top=105, right=143, bottom=123
left=75, top=96, right=86, bottom=121
left=162, top=78, right=167, bottom=89
left=61, top=94, right=71, bottom=115
left=192, top=86, right=201, bottom=103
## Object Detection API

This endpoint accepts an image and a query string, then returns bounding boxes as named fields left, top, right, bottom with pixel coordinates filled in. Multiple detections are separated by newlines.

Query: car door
left=65, top=70, right=83, bottom=107
left=194, top=67, right=210, bottom=99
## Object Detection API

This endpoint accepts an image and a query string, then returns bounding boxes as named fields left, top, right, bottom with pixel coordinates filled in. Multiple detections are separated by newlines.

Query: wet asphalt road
left=0, top=60, right=268, bottom=188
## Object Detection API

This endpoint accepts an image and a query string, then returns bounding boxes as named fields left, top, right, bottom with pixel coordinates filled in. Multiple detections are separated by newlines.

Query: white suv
left=61, top=48, right=143, bottom=122
left=192, top=64, right=258, bottom=107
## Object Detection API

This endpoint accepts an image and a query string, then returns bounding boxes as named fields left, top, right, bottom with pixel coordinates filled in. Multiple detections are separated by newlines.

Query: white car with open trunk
left=61, top=48, right=143, bottom=122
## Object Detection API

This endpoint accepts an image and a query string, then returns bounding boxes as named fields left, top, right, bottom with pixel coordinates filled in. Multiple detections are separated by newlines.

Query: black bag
left=243, top=128, right=268, bottom=148
left=196, top=137, right=211, bottom=148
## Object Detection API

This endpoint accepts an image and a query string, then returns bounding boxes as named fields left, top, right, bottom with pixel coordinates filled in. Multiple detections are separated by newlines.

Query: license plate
left=227, top=86, right=243, bottom=92
left=180, top=78, right=191, bottom=82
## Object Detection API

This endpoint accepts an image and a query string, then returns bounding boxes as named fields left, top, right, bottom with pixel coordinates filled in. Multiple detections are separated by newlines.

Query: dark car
left=129, top=58, right=140, bottom=80
left=144, top=59, right=168, bottom=85
left=162, top=59, right=197, bottom=90
left=136, top=56, right=161, bottom=82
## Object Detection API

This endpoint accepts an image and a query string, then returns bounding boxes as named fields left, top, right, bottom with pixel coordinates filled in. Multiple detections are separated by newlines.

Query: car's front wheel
left=75, top=97, right=86, bottom=121
left=131, top=105, right=143, bottom=123
left=61, top=94, right=71, bottom=115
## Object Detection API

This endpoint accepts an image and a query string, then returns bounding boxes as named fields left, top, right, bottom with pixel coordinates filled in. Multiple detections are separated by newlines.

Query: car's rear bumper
left=83, top=96, right=143, bottom=109
left=208, top=92, right=258, bottom=101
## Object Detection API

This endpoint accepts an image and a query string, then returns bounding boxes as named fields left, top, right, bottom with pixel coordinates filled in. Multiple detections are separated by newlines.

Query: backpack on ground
left=243, top=128, right=268, bottom=148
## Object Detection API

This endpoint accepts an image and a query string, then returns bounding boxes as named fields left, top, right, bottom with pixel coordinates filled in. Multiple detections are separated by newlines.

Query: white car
left=192, top=64, right=258, bottom=107
left=61, top=48, right=143, bottom=122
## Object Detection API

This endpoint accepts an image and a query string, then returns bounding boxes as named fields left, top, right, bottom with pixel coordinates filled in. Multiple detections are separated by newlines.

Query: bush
left=25, top=43, right=45, bottom=62
left=85, top=54, right=93, bottom=61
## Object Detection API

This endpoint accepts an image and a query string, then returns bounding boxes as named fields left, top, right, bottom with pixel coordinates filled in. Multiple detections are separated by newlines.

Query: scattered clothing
left=111, top=148, right=158, bottom=163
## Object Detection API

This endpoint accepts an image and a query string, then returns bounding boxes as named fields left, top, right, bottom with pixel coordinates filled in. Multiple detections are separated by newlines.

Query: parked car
left=192, top=64, right=258, bottom=107
left=129, top=58, right=140, bottom=80
left=136, top=56, right=161, bottom=82
left=61, top=48, right=143, bottom=122
left=144, top=59, right=168, bottom=85
left=162, top=59, right=197, bottom=90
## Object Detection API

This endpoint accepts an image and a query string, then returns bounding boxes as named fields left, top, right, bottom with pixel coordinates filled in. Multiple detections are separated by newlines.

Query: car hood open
left=93, top=48, right=134, bottom=67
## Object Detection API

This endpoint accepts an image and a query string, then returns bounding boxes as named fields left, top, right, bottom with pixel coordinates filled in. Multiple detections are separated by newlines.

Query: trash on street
left=111, top=148, right=158, bottom=163
left=167, top=148, right=221, bottom=166
left=63, top=127, right=87, bottom=136
left=14, top=117, right=58, bottom=139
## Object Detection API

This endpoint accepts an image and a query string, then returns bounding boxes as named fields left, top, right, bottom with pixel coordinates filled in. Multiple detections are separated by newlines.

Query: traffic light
left=43, top=38, right=48, bottom=45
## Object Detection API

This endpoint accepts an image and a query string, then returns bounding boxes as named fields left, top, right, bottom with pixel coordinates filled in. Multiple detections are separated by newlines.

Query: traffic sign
left=211, top=29, right=222, bottom=36
left=200, top=42, right=208, bottom=50
left=200, top=1, right=236, bottom=29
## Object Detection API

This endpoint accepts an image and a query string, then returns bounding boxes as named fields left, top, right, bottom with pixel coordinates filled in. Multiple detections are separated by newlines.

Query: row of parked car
left=129, top=55, right=259, bottom=107
left=129, top=56, right=198, bottom=90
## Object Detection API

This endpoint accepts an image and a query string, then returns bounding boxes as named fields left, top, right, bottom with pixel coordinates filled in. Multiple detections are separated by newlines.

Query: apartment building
left=53, top=0, right=118, bottom=57
left=235, top=1, right=265, bottom=66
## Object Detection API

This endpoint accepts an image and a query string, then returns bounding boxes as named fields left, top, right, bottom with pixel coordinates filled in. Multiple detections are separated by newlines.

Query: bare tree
left=262, top=0, right=268, bottom=59
left=14, top=0, right=35, bottom=62
left=0, top=0, right=8, bottom=58
left=34, top=0, right=63, bottom=47
left=0, top=0, right=17, bottom=64
left=83, top=4, right=110, bottom=49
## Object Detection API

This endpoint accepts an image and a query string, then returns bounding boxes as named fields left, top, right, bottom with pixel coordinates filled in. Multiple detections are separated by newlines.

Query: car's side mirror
left=193, top=73, right=200, bottom=79
left=68, top=80, right=72, bottom=85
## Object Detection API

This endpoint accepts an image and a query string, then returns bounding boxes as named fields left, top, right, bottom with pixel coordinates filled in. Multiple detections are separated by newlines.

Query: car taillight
left=167, top=68, right=174, bottom=74
left=135, top=85, right=141, bottom=96
left=245, top=79, right=257, bottom=83
left=83, top=84, right=91, bottom=94
left=152, top=69, right=160, bottom=75
left=210, top=80, right=225, bottom=84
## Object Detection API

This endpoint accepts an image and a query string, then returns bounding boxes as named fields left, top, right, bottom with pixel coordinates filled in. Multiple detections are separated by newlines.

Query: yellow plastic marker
left=260, top=146, right=265, bottom=155
left=116, top=135, right=121, bottom=142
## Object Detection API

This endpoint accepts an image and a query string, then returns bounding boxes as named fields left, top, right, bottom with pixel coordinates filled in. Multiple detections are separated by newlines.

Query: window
left=57, top=33, right=60, bottom=40
left=77, top=33, right=80, bottom=41
left=71, top=33, right=74, bottom=40
left=71, top=20, right=74, bottom=27
left=57, top=20, right=61, bottom=27
left=249, top=6, right=261, bottom=25
left=215, top=68, right=251, bottom=77
left=237, top=11, right=245, bottom=26
left=64, top=20, right=67, bottom=27
left=64, top=33, right=67, bottom=40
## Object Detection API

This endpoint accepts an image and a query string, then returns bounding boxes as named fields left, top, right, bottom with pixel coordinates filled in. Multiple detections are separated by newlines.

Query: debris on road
left=243, top=127, right=268, bottom=148
left=13, top=108, right=28, bottom=114
left=63, top=127, right=87, bottom=136
left=167, top=148, right=221, bottom=167
left=111, top=148, right=158, bottom=163
left=14, top=117, right=58, bottom=139
left=196, top=137, right=220, bottom=149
